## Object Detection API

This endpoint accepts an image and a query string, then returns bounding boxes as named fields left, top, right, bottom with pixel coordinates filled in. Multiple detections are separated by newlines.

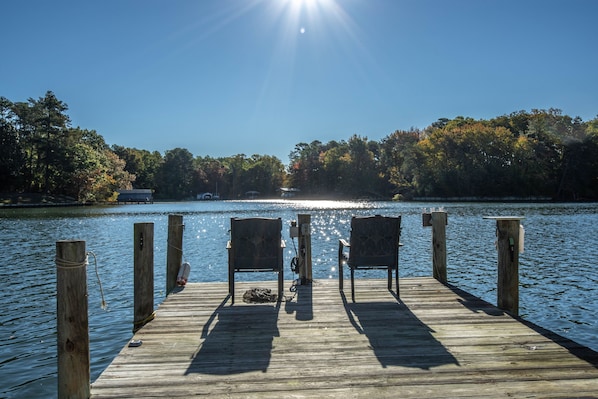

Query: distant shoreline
left=5, top=192, right=597, bottom=209
left=410, top=196, right=553, bottom=202
left=0, top=192, right=99, bottom=208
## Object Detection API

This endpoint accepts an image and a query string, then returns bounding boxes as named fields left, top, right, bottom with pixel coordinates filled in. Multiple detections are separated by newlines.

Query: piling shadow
left=515, top=317, right=598, bottom=369
left=445, top=283, right=506, bottom=317
left=284, top=283, right=313, bottom=321
left=186, top=296, right=280, bottom=375
left=445, top=283, right=598, bottom=368
left=341, top=293, right=460, bottom=369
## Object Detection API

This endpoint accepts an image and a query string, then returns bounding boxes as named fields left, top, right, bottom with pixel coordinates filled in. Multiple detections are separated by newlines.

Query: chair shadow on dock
left=341, top=292, right=460, bottom=369
left=186, top=295, right=280, bottom=375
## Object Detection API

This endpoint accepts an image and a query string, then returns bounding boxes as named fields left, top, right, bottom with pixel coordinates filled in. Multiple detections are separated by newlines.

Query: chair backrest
left=230, top=217, right=283, bottom=271
left=348, top=215, right=401, bottom=269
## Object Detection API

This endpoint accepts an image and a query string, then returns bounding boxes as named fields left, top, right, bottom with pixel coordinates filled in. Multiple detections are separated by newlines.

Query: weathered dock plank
left=91, top=278, right=598, bottom=398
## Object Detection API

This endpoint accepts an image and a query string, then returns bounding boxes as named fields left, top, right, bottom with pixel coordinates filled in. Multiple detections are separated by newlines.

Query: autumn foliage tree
left=2, top=91, right=597, bottom=201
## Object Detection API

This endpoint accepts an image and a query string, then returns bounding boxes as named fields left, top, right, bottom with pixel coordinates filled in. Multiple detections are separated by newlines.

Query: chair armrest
left=338, top=238, right=350, bottom=291
left=338, top=239, right=350, bottom=263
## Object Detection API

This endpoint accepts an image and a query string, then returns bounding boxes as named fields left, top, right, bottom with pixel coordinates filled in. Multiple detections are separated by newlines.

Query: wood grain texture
left=91, top=278, right=598, bottom=398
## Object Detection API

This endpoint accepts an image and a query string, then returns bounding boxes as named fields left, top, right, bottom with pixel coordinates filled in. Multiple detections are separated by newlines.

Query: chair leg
left=278, top=270, right=283, bottom=302
left=387, top=268, right=392, bottom=291
left=395, top=267, right=399, bottom=297
left=229, top=268, right=235, bottom=305
left=350, top=268, right=355, bottom=302
left=228, top=248, right=235, bottom=304
left=339, top=258, right=344, bottom=291
left=338, top=241, right=344, bottom=292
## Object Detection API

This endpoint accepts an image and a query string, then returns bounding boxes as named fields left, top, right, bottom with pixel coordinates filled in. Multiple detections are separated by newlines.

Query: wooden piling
left=423, top=211, right=448, bottom=284
left=56, top=240, right=90, bottom=399
left=166, top=214, right=184, bottom=294
left=484, top=216, right=524, bottom=316
left=134, top=222, right=154, bottom=332
left=298, top=214, right=312, bottom=284
left=431, top=211, right=448, bottom=283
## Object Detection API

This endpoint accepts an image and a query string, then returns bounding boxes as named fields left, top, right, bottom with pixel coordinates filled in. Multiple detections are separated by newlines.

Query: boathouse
left=116, top=189, right=153, bottom=203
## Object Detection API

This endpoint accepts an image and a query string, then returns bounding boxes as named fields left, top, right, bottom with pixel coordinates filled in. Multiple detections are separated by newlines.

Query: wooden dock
left=91, top=278, right=598, bottom=398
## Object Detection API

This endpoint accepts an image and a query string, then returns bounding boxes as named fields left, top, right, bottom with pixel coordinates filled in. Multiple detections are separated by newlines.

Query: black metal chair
left=227, top=217, right=285, bottom=304
left=338, top=215, right=402, bottom=302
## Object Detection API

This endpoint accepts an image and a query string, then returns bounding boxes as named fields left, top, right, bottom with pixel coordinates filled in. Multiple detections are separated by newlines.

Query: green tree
left=58, top=129, right=134, bottom=201
left=222, top=154, right=247, bottom=199
left=243, top=154, right=285, bottom=197
left=9, top=91, right=72, bottom=193
left=113, top=145, right=163, bottom=189
left=288, top=141, right=325, bottom=194
left=344, top=135, right=382, bottom=197
left=414, top=122, right=520, bottom=197
left=11, top=100, right=40, bottom=190
left=156, top=148, right=195, bottom=199
left=379, top=129, right=421, bottom=199
left=320, top=141, right=349, bottom=195
left=32, top=91, right=71, bottom=193
left=193, top=156, right=226, bottom=196
left=557, top=125, right=598, bottom=200
left=523, top=110, right=567, bottom=197
left=0, top=97, right=26, bottom=191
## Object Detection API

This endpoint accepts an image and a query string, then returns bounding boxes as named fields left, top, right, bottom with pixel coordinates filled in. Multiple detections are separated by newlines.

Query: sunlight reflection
left=271, top=199, right=372, bottom=209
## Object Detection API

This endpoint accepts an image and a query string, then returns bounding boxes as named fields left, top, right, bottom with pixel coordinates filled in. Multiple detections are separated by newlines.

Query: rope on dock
left=133, top=311, right=156, bottom=329
left=243, top=288, right=278, bottom=303
left=55, top=256, right=87, bottom=269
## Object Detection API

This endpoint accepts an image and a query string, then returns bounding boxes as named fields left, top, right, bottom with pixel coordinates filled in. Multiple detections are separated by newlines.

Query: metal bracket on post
left=290, top=220, right=299, bottom=239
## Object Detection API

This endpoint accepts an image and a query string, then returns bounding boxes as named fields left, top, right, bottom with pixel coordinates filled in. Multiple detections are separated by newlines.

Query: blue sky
left=2, top=0, right=597, bottom=163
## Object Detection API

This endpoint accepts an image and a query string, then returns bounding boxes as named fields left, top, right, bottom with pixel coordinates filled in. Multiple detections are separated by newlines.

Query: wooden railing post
left=298, top=214, right=312, bottom=284
left=484, top=216, right=524, bottom=316
left=134, top=222, right=154, bottom=332
left=432, top=211, right=448, bottom=283
left=56, top=240, right=90, bottom=399
left=423, top=211, right=448, bottom=284
left=166, top=214, right=184, bottom=294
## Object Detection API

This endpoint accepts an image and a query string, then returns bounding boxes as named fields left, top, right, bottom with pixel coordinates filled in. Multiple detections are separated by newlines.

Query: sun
left=288, top=0, right=323, bottom=8
left=273, top=0, right=345, bottom=37
left=241, top=0, right=360, bottom=114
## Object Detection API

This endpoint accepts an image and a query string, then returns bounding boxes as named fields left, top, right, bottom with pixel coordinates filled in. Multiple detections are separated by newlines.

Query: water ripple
left=1, top=201, right=597, bottom=398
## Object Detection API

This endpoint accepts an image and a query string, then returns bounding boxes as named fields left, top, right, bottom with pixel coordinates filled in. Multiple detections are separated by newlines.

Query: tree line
left=1, top=91, right=597, bottom=202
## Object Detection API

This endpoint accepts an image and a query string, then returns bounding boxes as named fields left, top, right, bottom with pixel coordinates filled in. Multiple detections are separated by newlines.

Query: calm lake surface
left=1, top=200, right=597, bottom=398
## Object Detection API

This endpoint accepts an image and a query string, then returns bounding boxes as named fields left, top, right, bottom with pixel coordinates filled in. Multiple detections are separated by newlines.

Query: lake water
left=1, top=200, right=596, bottom=398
